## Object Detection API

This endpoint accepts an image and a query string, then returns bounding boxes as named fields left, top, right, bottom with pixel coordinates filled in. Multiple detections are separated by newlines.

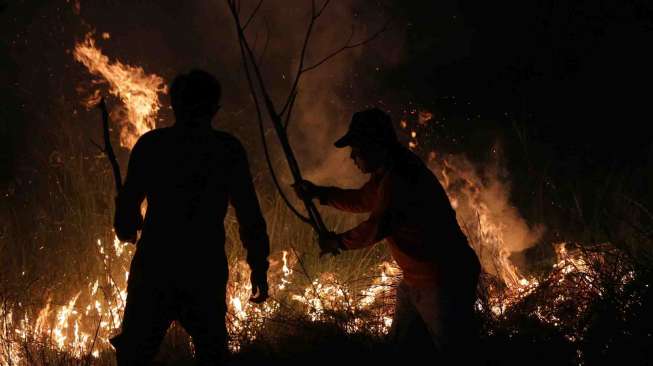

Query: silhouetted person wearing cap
left=111, top=69, right=270, bottom=365
left=294, top=108, right=481, bottom=363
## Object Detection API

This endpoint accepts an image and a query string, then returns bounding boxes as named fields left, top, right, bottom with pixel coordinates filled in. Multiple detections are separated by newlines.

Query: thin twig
left=84, top=315, right=102, bottom=366
left=283, top=90, right=298, bottom=130
left=315, top=0, right=331, bottom=17
left=621, top=193, right=653, bottom=220
left=89, top=139, right=104, bottom=154
left=302, top=19, right=390, bottom=74
left=278, top=1, right=322, bottom=117
left=242, top=0, right=264, bottom=31
left=256, top=18, right=271, bottom=67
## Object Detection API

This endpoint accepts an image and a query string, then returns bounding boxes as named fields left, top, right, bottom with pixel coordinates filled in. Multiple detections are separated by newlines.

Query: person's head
left=170, top=69, right=222, bottom=127
left=334, top=108, right=398, bottom=174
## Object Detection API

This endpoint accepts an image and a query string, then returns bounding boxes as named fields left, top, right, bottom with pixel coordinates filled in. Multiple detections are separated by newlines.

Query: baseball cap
left=334, top=108, right=397, bottom=148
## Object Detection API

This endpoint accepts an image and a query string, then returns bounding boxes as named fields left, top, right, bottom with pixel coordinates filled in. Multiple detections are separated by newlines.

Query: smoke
left=282, top=2, right=371, bottom=187
left=201, top=0, right=400, bottom=189
left=431, top=149, right=545, bottom=284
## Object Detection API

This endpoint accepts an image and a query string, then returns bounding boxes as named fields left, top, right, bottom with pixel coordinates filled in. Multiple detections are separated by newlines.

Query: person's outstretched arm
left=114, top=134, right=149, bottom=242
left=336, top=176, right=393, bottom=249
left=295, top=177, right=380, bottom=213
left=228, top=140, right=270, bottom=302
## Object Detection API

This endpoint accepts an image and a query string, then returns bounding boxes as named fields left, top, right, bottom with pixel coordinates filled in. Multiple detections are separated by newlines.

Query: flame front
left=73, top=33, right=167, bottom=148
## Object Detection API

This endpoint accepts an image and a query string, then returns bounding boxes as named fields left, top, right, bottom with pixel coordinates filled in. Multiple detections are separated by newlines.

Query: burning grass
left=3, top=131, right=650, bottom=365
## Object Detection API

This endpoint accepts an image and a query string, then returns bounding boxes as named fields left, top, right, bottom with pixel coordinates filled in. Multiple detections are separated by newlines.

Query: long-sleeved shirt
left=114, top=125, right=270, bottom=275
left=318, top=147, right=479, bottom=288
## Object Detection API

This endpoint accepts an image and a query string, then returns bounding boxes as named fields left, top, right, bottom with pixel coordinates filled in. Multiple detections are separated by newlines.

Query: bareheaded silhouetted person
left=111, top=69, right=270, bottom=365
left=294, top=108, right=481, bottom=363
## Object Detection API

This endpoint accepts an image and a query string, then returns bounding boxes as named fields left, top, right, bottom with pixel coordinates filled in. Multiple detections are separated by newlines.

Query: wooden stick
left=97, top=98, right=122, bottom=193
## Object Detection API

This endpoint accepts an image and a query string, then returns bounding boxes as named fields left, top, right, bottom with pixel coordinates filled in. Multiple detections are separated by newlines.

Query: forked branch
left=226, top=0, right=388, bottom=237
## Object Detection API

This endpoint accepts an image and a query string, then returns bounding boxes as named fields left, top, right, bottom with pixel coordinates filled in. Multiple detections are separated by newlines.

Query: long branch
left=229, top=0, right=328, bottom=235
left=238, top=14, right=329, bottom=235
left=233, top=22, right=310, bottom=223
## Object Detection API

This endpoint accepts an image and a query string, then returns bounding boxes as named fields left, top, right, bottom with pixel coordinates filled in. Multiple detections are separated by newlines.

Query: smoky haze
left=202, top=0, right=400, bottom=189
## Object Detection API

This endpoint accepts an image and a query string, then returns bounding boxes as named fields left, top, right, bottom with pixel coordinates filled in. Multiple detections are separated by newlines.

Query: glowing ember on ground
left=0, top=236, right=401, bottom=363
left=418, top=111, right=432, bottom=124
left=290, top=261, right=400, bottom=333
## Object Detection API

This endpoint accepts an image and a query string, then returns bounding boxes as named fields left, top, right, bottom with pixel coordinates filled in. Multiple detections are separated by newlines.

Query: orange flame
left=73, top=32, right=167, bottom=149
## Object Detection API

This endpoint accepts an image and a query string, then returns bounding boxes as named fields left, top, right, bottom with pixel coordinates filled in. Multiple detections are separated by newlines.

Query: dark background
left=385, top=1, right=653, bottom=247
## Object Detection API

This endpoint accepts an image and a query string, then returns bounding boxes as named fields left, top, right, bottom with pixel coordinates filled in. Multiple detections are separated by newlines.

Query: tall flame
left=73, top=32, right=167, bottom=149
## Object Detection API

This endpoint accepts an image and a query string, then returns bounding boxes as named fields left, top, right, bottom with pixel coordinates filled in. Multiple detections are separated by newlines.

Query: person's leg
left=111, top=251, right=173, bottom=365
left=451, top=266, right=482, bottom=365
left=388, top=281, right=432, bottom=359
left=409, top=286, right=448, bottom=353
left=412, top=276, right=480, bottom=364
left=178, top=280, right=228, bottom=366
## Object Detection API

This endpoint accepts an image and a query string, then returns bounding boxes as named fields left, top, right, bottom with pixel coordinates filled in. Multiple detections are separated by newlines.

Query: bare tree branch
left=315, top=0, right=331, bottom=18
left=279, top=0, right=328, bottom=116
left=226, top=0, right=388, bottom=239
left=228, top=0, right=329, bottom=236
left=257, top=18, right=271, bottom=66
left=284, top=90, right=298, bottom=130
left=302, top=19, right=390, bottom=74
left=247, top=16, right=270, bottom=67
left=230, top=1, right=332, bottom=287
left=89, top=139, right=104, bottom=154
left=243, top=0, right=264, bottom=31
left=280, top=0, right=388, bottom=116
left=228, top=0, right=310, bottom=223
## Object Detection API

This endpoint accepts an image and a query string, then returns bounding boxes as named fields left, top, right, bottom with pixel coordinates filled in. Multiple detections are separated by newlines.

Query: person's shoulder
left=132, top=127, right=171, bottom=151
left=391, top=147, right=426, bottom=181
left=212, top=130, right=246, bottom=155
left=212, top=130, right=239, bottom=143
left=142, top=127, right=176, bottom=140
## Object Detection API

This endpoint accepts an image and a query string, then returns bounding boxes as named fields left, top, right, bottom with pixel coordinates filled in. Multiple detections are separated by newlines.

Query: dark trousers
left=110, top=247, right=228, bottom=366
left=389, top=266, right=480, bottom=363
